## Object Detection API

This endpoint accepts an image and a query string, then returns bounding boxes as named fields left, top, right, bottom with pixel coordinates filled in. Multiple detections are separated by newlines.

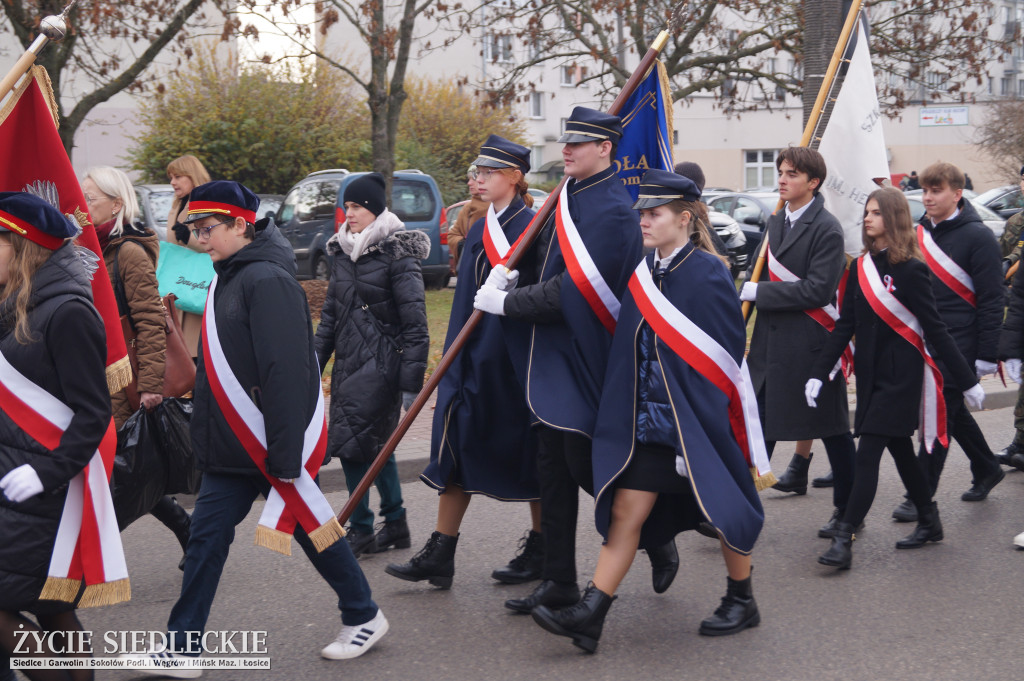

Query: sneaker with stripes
left=118, top=650, right=202, bottom=679
left=320, top=609, right=389, bottom=660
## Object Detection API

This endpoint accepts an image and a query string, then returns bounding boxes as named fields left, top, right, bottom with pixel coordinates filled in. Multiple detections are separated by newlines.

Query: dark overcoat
left=746, top=194, right=850, bottom=441
left=810, top=252, right=976, bottom=438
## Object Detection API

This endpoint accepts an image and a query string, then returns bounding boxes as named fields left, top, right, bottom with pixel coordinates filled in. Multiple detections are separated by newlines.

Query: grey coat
left=746, top=194, right=851, bottom=441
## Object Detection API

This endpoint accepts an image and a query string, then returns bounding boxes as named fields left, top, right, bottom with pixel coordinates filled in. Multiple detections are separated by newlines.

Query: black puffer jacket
left=315, top=216, right=430, bottom=463
left=0, top=244, right=110, bottom=610
left=191, top=219, right=320, bottom=478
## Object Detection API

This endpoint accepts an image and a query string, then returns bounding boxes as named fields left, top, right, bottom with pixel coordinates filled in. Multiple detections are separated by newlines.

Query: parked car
left=707, top=192, right=780, bottom=263
left=134, top=183, right=175, bottom=241
left=526, top=187, right=550, bottom=205
left=903, top=189, right=1006, bottom=239
left=256, top=194, right=284, bottom=222
left=975, top=184, right=1024, bottom=220
left=276, top=169, right=450, bottom=287
left=707, top=210, right=747, bottom=278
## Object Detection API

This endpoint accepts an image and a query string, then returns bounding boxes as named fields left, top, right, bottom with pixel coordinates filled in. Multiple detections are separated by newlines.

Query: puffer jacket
left=0, top=244, right=111, bottom=610
left=314, top=210, right=430, bottom=463
left=635, top=319, right=675, bottom=449
left=103, top=221, right=165, bottom=427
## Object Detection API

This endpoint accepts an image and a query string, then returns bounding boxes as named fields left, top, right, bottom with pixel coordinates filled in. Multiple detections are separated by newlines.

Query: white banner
left=818, top=18, right=890, bottom=257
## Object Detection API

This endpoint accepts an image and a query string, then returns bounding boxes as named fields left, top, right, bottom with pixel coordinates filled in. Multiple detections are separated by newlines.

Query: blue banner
left=615, top=60, right=674, bottom=202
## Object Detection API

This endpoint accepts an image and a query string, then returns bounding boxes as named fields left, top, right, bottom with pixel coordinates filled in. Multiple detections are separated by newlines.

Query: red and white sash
left=917, top=224, right=976, bottom=307
left=858, top=255, right=948, bottom=452
left=483, top=204, right=512, bottom=268
left=201, top=276, right=344, bottom=554
left=766, top=245, right=854, bottom=378
left=627, top=262, right=775, bottom=490
left=0, top=350, right=129, bottom=607
left=555, top=182, right=621, bottom=334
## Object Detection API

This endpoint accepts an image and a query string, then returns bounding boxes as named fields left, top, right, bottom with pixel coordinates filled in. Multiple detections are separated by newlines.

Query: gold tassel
left=254, top=525, right=292, bottom=555
left=39, top=577, right=82, bottom=603
left=752, top=468, right=778, bottom=492
left=105, top=356, right=134, bottom=395
left=78, top=578, right=131, bottom=608
left=308, top=517, right=346, bottom=553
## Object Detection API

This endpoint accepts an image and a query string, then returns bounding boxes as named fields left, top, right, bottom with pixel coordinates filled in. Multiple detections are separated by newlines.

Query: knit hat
left=0, top=191, right=78, bottom=250
left=344, top=173, right=387, bottom=217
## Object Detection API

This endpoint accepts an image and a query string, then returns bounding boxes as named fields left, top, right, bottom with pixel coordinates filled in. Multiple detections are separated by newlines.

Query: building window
left=531, top=145, right=544, bottom=170
left=529, top=91, right=544, bottom=119
left=560, top=117, right=568, bottom=134
left=1019, top=79, right=1024, bottom=97
left=485, top=34, right=513, bottom=64
left=926, top=70, right=947, bottom=93
left=528, top=39, right=543, bottom=61
left=561, top=65, right=577, bottom=86
left=672, top=130, right=679, bottom=145
left=1002, top=76, right=1012, bottom=96
left=744, top=149, right=779, bottom=190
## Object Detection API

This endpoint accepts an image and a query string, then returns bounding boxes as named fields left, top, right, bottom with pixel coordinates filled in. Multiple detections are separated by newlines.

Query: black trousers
left=535, top=425, right=593, bottom=584
left=844, top=434, right=932, bottom=528
left=764, top=433, right=855, bottom=512
left=917, top=386, right=999, bottom=494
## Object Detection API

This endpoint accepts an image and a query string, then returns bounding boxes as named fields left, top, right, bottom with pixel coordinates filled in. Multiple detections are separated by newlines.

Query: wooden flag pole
left=742, top=0, right=865, bottom=321
left=0, top=10, right=73, bottom=105
left=337, top=30, right=671, bottom=526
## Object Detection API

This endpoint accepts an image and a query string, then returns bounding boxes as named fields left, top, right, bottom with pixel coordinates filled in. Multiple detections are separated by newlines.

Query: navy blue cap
left=0, top=191, right=78, bottom=250
left=473, top=135, right=531, bottom=174
left=632, top=169, right=702, bottom=210
left=184, top=181, right=260, bottom=224
left=558, top=106, right=622, bottom=145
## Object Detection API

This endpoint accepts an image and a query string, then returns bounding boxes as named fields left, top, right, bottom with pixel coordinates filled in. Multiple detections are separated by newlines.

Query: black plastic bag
left=156, top=398, right=201, bottom=495
left=112, top=408, right=167, bottom=530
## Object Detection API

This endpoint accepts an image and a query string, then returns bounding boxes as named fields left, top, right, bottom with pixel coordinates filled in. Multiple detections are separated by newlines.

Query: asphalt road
left=74, top=402, right=1024, bottom=681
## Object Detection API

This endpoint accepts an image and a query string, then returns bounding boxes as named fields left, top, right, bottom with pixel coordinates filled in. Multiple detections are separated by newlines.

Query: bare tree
left=1, top=0, right=212, bottom=152
left=975, top=97, right=1024, bottom=182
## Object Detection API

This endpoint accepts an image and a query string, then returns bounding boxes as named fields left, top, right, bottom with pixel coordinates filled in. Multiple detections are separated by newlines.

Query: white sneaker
left=118, top=650, right=202, bottom=678
left=320, top=609, right=389, bottom=660
left=1014, top=530, right=1024, bottom=548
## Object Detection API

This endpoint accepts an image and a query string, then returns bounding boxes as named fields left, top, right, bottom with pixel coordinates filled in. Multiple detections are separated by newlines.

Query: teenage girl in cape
left=530, top=169, right=768, bottom=653
left=808, top=187, right=983, bottom=569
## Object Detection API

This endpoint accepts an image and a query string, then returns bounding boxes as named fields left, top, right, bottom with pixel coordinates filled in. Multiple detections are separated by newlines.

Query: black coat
left=919, top=199, right=1003, bottom=367
left=746, top=194, right=850, bottom=440
left=1000, top=259, right=1024, bottom=359
left=191, top=220, right=320, bottom=479
left=811, top=252, right=977, bottom=437
left=314, top=227, right=429, bottom=463
left=0, top=244, right=110, bottom=610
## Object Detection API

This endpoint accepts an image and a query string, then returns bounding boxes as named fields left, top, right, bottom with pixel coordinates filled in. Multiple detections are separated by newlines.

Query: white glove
left=739, top=282, right=758, bottom=302
left=1006, top=358, right=1022, bottom=385
left=473, top=285, right=508, bottom=316
left=975, top=359, right=999, bottom=379
left=485, top=266, right=519, bottom=292
left=402, top=391, right=417, bottom=412
left=804, top=378, right=823, bottom=408
left=963, top=383, right=986, bottom=410
left=0, top=464, right=44, bottom=503
left=278, top=478, right=296, bottom=484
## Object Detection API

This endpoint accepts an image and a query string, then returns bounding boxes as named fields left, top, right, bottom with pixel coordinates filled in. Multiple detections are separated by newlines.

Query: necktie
left=782, top=216, right=793, bottom=244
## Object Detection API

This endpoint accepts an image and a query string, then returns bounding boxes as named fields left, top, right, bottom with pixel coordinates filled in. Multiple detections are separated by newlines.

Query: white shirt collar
left=654, top=246, right=684, bottom=271
left=785, top=200, right=812, bottom=225
left=930, top=206, right=959, bottom=227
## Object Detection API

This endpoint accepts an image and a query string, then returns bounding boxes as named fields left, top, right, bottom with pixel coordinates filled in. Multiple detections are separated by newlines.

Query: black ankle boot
left=492, top=530, right=544, bottom=584
left=384, top=531, right=458, bottom=588
left=531, top=583, right=615, bottom=653
left=369, top=516, right=411, bottom=553
left=699, top=574, right=761, bottom=636
left=772, top=453, right=812, bottom=495
left=818, top=522, right=855, bottom=568
left=647, top=539, right=679, bottom=594
left=505, top=579, right=580, bottom=614
left=896, top=502, right=943, bottom=549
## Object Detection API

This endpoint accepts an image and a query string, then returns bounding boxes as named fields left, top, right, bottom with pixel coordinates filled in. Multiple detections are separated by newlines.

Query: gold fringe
left=254, top=525, right=292, bottom=556
left=105, top=356, right=134, bottom=395
left=308, top=517, right=346, bottom=553
left=78, top=578, right=131, bottom=608
left=752, top=468, right=778, bottom=492
left=39, top=577, right=82, bottom=603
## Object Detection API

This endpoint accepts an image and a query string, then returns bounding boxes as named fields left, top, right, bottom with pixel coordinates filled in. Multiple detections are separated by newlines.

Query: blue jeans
left=167, top=472, right=377, bottom=654
left=340, top=454, right=405, bottom=534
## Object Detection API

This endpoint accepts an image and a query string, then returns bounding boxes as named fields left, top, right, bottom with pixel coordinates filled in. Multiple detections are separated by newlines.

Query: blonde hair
left=497, top=168, right=534, bottom=208
left=664, top=198, right=729, bottom=268
left=0, top=233, right=55, bottom=344
left=166, top=154, right=211, bottom=187
left=84, top=166, right=139, bottom=237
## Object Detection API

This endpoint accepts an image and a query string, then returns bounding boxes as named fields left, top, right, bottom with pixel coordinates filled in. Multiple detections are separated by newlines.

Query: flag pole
left=742, top=0, right=864, bottom=321
left=0, top=9, right=73, bottom=105
left=336, top=30, right=671, bottom=526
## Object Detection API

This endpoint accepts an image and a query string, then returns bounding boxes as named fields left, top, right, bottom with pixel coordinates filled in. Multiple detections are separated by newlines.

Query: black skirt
left=616, top=443, right=694, bottom=495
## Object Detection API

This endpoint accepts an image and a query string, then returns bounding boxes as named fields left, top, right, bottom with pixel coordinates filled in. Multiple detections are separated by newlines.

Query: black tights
left=842, top=434, right=932, bottom=529
left=0, top=610, right=93, bottom=681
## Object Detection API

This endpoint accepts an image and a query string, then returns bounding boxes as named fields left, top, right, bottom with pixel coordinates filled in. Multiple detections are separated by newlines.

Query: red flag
left=0, top=66, right=131, bottom=394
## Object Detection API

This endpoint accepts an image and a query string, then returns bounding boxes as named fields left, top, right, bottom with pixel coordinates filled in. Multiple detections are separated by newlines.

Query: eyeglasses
left=477, top=169, right=500, bottom=180
left=191, top=220, right=233, bottom=240
left=83, top=193, right=111, bottom=205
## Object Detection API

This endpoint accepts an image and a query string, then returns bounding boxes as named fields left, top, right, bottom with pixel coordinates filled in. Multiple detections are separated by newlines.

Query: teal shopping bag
left=156, top=242, right=215, bottom=314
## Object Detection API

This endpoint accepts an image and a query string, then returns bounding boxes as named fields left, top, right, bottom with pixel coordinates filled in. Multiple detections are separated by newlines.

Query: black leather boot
left=492, top=530, right=544, bottom=584
left=896, top=502, right=943, bottom=549
left=647, top=539, right=679, bottom=594
left=817, top=522, right=855, bottom=568
left=812, top=469, right=834, bottom=488
left=504, top=579, right=580, bottom=614
left=531, top=583, right=615, bottom=653
left=345, top=527, right=377, bottom=557
left=384, top=531, right=458, bottom=588
left=818, top=510, right=863, bottom=539
left=891, top=497, right=918, bottom=522
left=699, top=574, right=761, bottom=636
left=150, top=496, right=191, bottom=571
left=368, top=516, right=411, bottom=553
left=772, top=453, right=812, bottom=495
